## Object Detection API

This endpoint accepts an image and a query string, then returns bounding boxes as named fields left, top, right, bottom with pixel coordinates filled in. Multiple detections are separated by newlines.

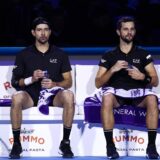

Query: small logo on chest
left=50, top=58, right=57, bottom=63
left=133, top=59, right=140, bottom=64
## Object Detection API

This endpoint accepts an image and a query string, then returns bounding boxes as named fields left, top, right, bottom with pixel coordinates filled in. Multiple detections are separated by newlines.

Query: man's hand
left=32, top=69, right=44, bottom=82
left=127, top=66, right=145, bottom=80
left=41, top=78, right=57, bottom=89
left=111, top=60, right=128, bottom=73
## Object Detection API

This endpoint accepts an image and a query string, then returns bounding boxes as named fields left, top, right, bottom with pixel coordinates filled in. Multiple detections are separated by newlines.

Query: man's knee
left=12, top=91, right=29, bottom=108
left=62, top=90, right=74, bottom=101
left=145, top=95, right=158, bottom=105
left=12, top=92, right=25, bottom=103
left=61, top=90, right=75, bottom=108
left=103, top=93, right=115, bottom=103
left=145, top=95, right=159, bottom=113
left=102, top=93, right=116, bottom=109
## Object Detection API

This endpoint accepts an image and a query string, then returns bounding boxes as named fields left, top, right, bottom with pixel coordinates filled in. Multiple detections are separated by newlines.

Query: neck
left=119, top=41, right=133, bottom=54
left=35, top=41, right=50, bottom=53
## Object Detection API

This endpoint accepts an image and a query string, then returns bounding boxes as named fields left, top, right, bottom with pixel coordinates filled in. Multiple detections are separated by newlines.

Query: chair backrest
left=152, top=65, right=160, bottom=93
left=75, top=65, right=99, bottom=107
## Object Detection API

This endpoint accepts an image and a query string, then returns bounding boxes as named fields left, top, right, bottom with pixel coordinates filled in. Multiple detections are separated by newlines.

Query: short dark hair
left=116, top=16, right=135, bottom=30
left=32, top=17, right=51, bottom=30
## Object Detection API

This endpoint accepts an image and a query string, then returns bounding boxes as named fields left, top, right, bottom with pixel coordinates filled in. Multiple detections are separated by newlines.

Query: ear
left=116, top=29, right=120, bottom=36
left=31, top=29, right=35, bottom=37
left=49, top=29, right=52, bottom=36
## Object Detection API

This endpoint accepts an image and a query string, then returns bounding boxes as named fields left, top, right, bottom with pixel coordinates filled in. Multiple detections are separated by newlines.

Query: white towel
left=37, top=86, right=64, bottom=115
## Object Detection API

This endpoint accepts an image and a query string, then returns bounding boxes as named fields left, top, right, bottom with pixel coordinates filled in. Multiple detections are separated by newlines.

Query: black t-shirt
left=12, top=45, right=72, bottom=104
left=99, top=45, right=153, bottom=90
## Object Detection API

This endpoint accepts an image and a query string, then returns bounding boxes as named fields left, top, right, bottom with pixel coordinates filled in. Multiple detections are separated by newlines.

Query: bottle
left=43, top=70, right=49, bottom=79
left=42, top=70, right=49, bottom=90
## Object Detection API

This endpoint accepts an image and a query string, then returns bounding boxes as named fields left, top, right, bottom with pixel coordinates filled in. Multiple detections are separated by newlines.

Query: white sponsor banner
left=127, top=129, right=160, bottom=156
left=0, top=66, right=16, bottom=100
left=1, top=122, right=160, bottom=157
left=0, top=124, right=63, bottom=157
left=113, top=129, right=127, bottom=156
left=0, top=122, right=126, bottom=157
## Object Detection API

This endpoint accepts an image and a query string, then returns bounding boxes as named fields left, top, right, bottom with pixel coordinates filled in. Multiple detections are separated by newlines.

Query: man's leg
left=101, top=93, right=119, bottom=159
left=138, top=95, right=159, bottom=159
left=53, top=90, right=75, bottom=158
left=9, top=91, right=34, bottom=159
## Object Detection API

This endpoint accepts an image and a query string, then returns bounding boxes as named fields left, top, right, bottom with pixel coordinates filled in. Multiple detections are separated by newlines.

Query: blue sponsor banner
left=0, top=47, right=160, bottom=55
left=84, top=104, right=160, bottom=128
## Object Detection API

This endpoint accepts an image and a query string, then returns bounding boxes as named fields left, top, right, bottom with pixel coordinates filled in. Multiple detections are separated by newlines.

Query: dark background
left=0, top=0, right=160, bottom=47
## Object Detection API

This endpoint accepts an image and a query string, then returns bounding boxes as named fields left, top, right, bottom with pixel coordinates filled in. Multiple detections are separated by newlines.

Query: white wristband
left=24, top=77, right=32, bottom=86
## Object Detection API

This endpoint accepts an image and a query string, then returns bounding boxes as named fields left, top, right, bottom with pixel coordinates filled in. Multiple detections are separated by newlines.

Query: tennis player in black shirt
left=95, top=16, right=159, bottom=159
left=10, top=17, right=75, bottom=159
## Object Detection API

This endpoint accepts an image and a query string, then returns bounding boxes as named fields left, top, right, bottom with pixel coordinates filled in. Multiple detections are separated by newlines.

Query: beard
left=121, top=34, right=134, bottom=44
left=37, top=37, right=49, bottom=44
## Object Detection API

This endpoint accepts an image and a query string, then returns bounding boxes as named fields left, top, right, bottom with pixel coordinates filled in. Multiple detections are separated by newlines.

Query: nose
left=41, top=30, right=45, bottom=35
left=128, top=29, right=132, bottom=34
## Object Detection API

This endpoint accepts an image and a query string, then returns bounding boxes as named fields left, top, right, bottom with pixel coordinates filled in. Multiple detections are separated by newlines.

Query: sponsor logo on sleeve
left=146, top=54, right=151, bottom=59
left=101, top=59, right=106, bottom=63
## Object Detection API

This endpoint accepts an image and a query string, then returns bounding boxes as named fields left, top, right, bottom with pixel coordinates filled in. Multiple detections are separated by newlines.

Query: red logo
left=3, top=81, right=12, bottom=90
left=114, top=135, right=144, bottom=144
left=9, top=135, right=45, bottom=144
